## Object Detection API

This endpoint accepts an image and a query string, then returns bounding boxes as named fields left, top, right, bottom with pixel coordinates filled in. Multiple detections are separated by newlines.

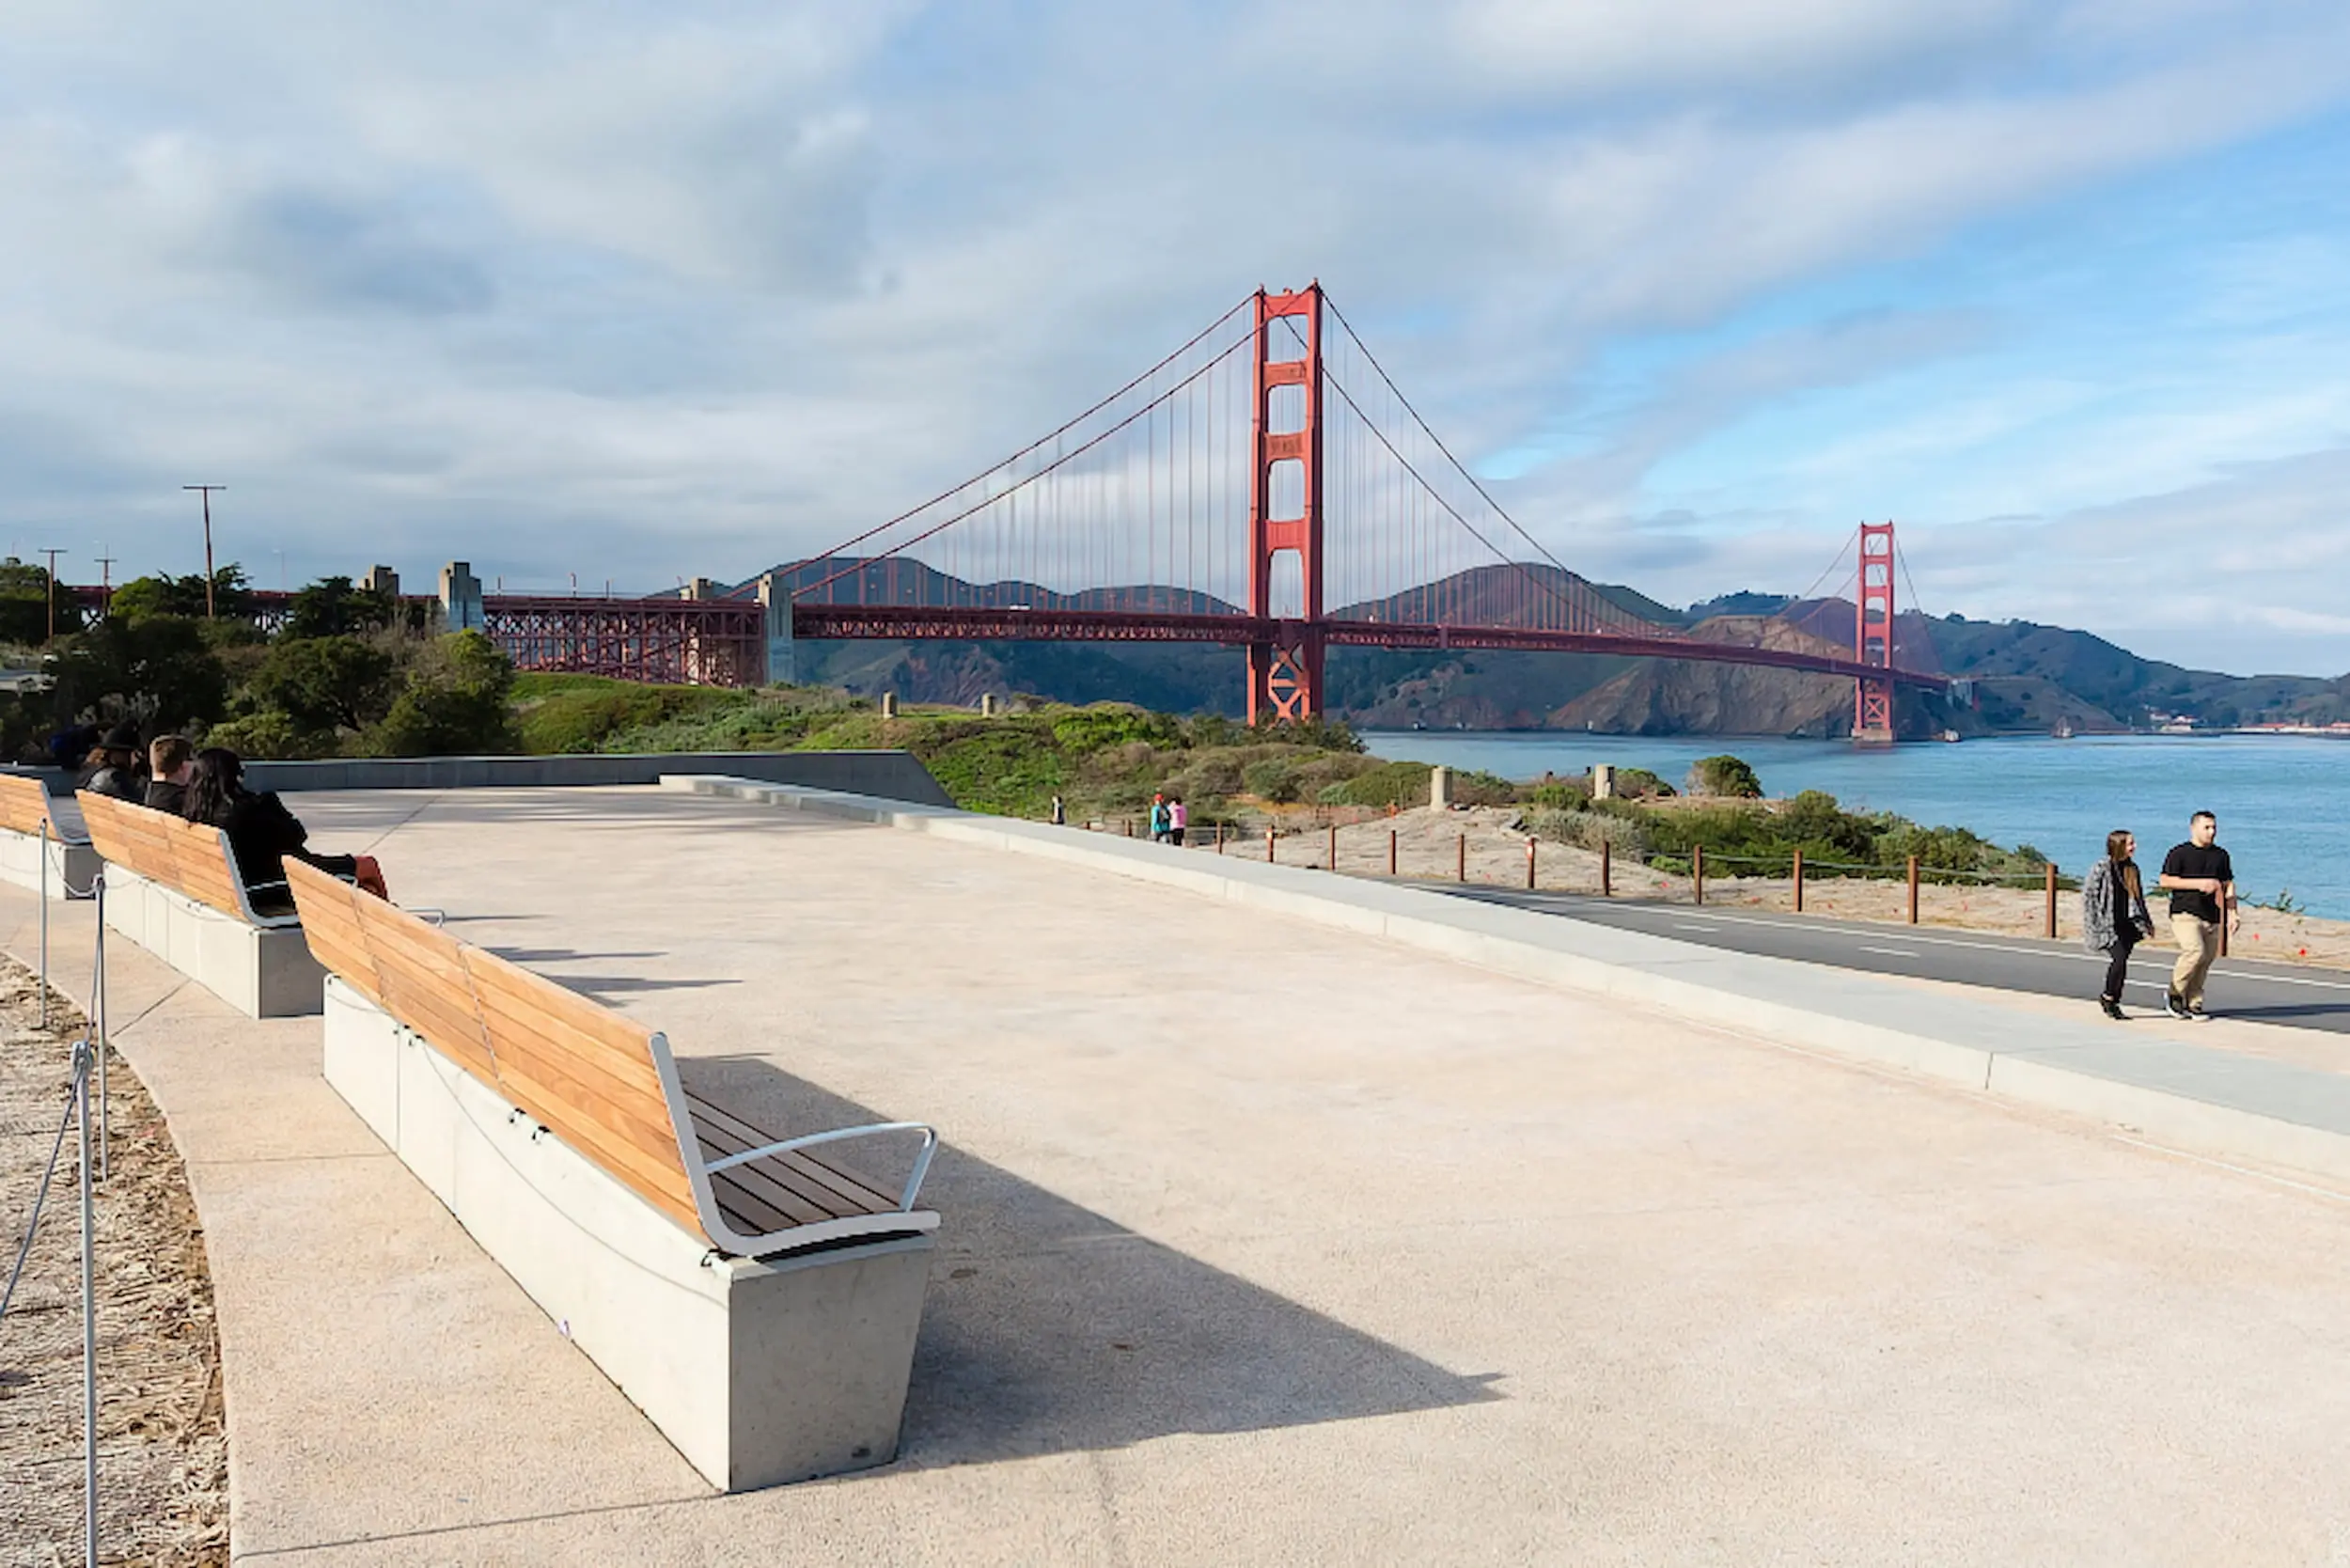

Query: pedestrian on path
left=1167, top=796, right=1187, bottom=847
left=1149, top=793, right=1168, bottom=842
left=2081, top=829, right=2154, bottom=1020
left=2157, top=809, right=2236, bottom=1020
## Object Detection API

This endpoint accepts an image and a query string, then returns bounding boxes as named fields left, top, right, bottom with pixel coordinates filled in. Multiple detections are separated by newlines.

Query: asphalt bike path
left=1434, top=886, right=2350, bottom=1034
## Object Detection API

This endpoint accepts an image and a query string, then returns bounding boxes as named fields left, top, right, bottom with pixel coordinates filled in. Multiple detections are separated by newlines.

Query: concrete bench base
left=101, top=866, right=324, bottom=1018
left=0, top=825, right=101, bottom=902
left=322, top=978, right=932, bottom=1490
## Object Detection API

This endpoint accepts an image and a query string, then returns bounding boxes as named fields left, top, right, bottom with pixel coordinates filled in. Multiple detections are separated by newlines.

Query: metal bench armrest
left=700, top=1121, right=939, bottom=1212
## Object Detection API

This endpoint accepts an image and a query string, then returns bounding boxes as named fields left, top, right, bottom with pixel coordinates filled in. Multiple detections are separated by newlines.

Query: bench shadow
left=555, top=976, right=742, bottom=999
left=679, top=1054, right=1504, bottom=1472
left=486, top=947, right=666, bottom=964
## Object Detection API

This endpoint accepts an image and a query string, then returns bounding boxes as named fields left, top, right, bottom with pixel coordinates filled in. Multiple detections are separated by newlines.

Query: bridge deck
left=24, top=785, right=2350, bottom=1562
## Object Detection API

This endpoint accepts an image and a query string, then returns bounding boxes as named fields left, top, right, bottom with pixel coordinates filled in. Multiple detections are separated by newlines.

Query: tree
left=108, top=565, right=254, bottom=624
left=365, top=632, right=517, bottom=755
left=283, top=576, right=400, bottom=640
left=244, top=635, right=401, bottom=735
left=0, top=557, right=82, bottom=645
left=43, top=616, right=230, bottom=736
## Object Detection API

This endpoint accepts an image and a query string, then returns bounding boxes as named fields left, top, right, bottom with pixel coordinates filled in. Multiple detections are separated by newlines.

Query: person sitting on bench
left=145, top=735, right=195, bottom=814
left=181, top=747, right=388, bottom=905
left=80, top=721, right=147, bottom=803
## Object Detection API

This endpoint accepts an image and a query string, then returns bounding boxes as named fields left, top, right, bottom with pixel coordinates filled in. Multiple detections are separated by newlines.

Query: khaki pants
left=2170, top=915, right=2221, bottom=1006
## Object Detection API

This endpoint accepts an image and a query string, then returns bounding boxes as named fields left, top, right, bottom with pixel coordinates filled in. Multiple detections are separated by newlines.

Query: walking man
left=2157, top=809, right=2236, bottom=1020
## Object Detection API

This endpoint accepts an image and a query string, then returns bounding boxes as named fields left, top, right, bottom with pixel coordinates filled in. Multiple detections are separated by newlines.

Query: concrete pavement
left=18, top=783, right=2350, bottom=1563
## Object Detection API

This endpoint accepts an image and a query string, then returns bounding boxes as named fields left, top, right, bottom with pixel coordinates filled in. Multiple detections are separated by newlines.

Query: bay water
left=1358, top=731, right=2350, bottom=917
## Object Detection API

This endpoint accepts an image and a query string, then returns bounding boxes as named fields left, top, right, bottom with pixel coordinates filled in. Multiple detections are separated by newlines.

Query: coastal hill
left=769, top=558, right=2349, bottom=735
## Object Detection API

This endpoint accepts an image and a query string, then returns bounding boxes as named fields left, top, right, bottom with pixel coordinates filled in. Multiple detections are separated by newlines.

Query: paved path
left=18, top=784, right=2350, bottom=1563
left=1437, top=885, right=2350, bottom=1032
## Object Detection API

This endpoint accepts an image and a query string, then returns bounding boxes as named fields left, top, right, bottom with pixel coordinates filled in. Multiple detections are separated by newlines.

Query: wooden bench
left=285, top=858, right=940, bottom=1490
left=0, top=773, right=101, bottom=901
left=75, top=792, right=327, bottom=1017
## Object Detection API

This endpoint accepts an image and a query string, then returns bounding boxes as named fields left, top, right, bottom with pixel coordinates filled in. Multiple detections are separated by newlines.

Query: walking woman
left=2081, top=829, right=2155, bottom=1019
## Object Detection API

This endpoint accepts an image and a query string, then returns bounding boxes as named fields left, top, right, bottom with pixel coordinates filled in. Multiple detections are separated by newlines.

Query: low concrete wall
left=322, top=978, right=933, bottom=1490
left=100, top=866, right=325, bottom=1018
left=668, top=774, right=2350, bottom=1189
left=0, top=824, right=101, bottom=902
left=0, top=750, right=954, bottom=808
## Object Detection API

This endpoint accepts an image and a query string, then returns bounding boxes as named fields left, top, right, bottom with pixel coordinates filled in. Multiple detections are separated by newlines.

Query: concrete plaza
left=13, top=783, right=2350, bottom=1563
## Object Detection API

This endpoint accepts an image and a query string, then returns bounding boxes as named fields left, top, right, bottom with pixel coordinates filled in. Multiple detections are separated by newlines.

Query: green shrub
left=1242, top=757, right=1303, bottom=803
left=1451, top=769, right=1519, bottom=807
left=1524, top=807, right=1646, bottom=855
left=1052, top=705, right=1184, bottom=755
left=1521, top=779, right=1591, bottom=809
left=1687, top=754, right=1762, bottom=798
left=204, top=708, right=334, bottom=760
left=1321, top=759, right=1434, bottom=807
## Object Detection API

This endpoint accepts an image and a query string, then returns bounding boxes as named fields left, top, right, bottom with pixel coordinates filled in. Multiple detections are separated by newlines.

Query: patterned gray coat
left=2080, top=856, right=2154, bottom=953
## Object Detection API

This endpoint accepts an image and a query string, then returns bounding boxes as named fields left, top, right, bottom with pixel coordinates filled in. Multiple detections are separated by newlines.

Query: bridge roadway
left=1434, top=886, right=2350, bottom=1033
left=21, top=783, right=2350, bottom=1562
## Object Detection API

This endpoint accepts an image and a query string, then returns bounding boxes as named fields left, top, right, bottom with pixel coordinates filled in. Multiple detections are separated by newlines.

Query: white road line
left=1857, top=946, right=1919, bottom=957
left=1673, top=922, right=1720, bottom=933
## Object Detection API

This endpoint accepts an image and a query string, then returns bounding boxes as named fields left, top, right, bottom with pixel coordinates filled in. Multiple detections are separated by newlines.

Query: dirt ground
left=0, top=959, right=226, bottom=1566
left=1176, top=806, right=2350, bottom=968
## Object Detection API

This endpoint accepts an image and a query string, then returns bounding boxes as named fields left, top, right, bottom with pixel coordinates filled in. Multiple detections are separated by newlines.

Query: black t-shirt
left=2161, top=842, right=2233, bottom=922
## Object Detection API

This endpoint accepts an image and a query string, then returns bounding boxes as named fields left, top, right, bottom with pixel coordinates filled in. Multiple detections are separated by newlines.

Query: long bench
left=0, top=774, right=101, bottom=901
left=284, top=858, right=939, bottom=1490
left=75, top=792, right=327, bottom=1018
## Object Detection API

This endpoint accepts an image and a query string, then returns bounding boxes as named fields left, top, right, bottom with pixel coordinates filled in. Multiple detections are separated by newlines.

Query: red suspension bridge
left=766, top=284, right=1948, bottom=740
left=79, top=284, right=1951, bottom=740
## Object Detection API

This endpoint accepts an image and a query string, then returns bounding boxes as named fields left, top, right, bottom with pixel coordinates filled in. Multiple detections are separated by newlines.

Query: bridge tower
left=1246, top=284, right=1326, bottom=724
left=1853, top=521, right=1896, bottom=744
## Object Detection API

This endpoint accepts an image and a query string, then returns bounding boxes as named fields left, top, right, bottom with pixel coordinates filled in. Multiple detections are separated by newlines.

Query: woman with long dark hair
left=181, top=747, right=385, bottom=907
left=2080, top=828, right=2154, bottom=1019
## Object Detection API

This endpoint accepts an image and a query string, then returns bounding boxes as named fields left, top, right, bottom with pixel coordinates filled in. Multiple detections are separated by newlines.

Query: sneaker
left=2164, top=992, right=2191, bottom=1020
left=2098, top=996, right=2126, bottom=1021
left=2187, top=1004, right=2212, bottom=1022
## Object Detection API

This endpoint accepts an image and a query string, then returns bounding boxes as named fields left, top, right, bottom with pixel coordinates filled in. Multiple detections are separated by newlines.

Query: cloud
left=0, top=1, right=2347, bottom=673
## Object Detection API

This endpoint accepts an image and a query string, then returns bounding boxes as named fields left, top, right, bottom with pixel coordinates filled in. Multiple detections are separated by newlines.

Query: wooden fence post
left=1456, top=832, right=1466, bottom=883
left=1601, top=839, right=1612, bottom=898
left=1266, top=826, right=1276, bottom=864
left=1327, top=823, right=1338, bottom=872
left=2044, top=863, right=2059, bottom=940
left=1792, top=847, right=1804, bottom=913
left=1526, top=838, right=1537, bottom=890
left=1907, top=855, right=1919, bottom=924
left=1387, top=829, right=1398, bottom=878
left=1693, top=844, right=1705, bottom=905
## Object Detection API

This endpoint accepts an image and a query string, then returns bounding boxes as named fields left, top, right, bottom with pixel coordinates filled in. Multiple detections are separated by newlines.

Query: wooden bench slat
left=0, top=775, right=57, bottom=839
left=696, top=1128, right=870, bottom=1224
left=467, top=982, right=666, bottom=1097
left=80, top=792, right=255, bottom=920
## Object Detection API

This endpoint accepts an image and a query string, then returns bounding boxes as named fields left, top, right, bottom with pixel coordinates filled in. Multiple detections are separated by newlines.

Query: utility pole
left=93, top=546, right=116, bottom=622
left=38, top=547, right=64, bottom=643
left=183, top=484, right=227, bottom=618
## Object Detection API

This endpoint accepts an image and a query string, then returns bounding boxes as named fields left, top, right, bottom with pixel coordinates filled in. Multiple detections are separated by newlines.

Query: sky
left=4, top=1, right=2349, bottom=676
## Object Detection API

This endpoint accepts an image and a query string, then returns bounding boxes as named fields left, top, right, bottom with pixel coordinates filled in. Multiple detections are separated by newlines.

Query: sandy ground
left=0, top=958, right=226, bottom=1566
left=1163, top=807, right=2350, bottom=967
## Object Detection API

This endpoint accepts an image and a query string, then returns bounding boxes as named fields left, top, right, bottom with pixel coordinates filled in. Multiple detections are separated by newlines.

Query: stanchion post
left=1456, top=832, right=1466, bottom=883
left=39, top=819, right=50, bottom=1028
left=94, top=872, right=107, bottom=1180
left=77, top=1041, right=98, bottom=1568
left=1526, top=838, right=1537, bottom=890
left=1693, top=844, right=1705, bottom=906
left=1601, top=839, right=1612, bottom=898
left=1265, top=826, right=1276, bottom=864
left=1792, top=848, right=1804, bottom=913
left=1387, top=829, right=1397, bottom=877
left=1907, top=855, right=1920, bottom=924
left=1326, top=823, right=1337, bottom=872
left=2044, top=863, right=2059, bottom=940
left=1214, top=824, right=1224, bottom=855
